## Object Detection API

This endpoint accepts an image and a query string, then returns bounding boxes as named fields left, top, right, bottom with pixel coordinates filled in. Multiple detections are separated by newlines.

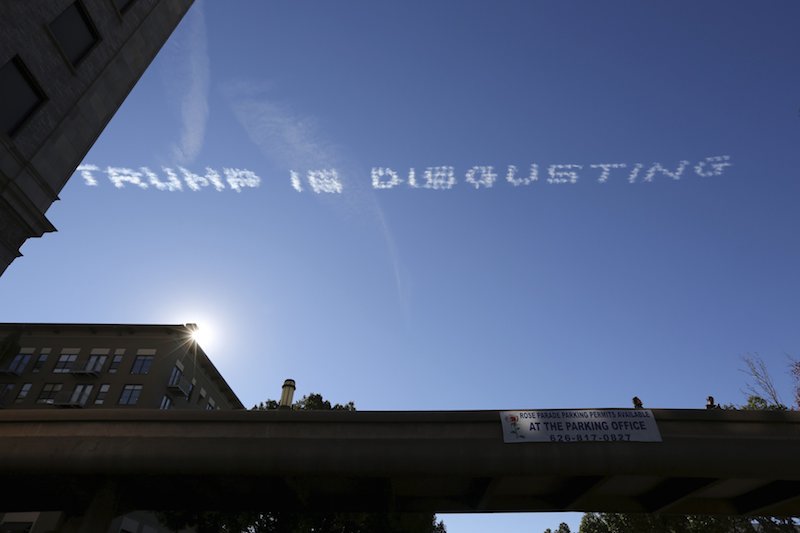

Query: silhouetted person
left=706, top=395, right=720, bottom=409
left=632, top=396, right=643, bottom=409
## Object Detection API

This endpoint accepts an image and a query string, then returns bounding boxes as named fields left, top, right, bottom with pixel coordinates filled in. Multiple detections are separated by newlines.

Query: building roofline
left=0, top=322, right=187, bottom=330
left=192, top=342, right=245, bottom=410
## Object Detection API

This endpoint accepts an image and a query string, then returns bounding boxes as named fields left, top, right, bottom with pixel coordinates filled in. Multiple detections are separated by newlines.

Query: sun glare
left=187, top=322, right=215, bottom=351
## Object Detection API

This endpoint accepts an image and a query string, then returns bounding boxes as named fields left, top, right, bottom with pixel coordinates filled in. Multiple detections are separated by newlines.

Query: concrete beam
left=0, top=409, right=798, bottom=515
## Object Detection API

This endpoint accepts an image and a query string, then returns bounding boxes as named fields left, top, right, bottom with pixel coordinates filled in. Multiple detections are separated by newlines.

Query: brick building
left=0, top=322, right=243, bottom=532
left=0, top=0, right=194, bottom=275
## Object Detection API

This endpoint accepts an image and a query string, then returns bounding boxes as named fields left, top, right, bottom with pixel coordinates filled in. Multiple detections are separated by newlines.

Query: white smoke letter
left=180, top=167, right=225, bottom=192
left=223, top=168, right=260, bottom=192
left=106, top=167, right=148, bottom=189
left=371, top=167, right=402, bottom=189
left=407, top=168, right=419, bottom=188
left=162, top=168, right=186, bottom=191
left=465, top=166, right=497, bottom=189
left=643, top=160, right=690, bottom=182
left=423, top=166, right=456, bottom=190
left=204, top=167, right=226, bottom=191
left=181, top=167, right=208, bottom=191
left=547, top=164, right=582, bottom=184
left=307, top=169, right=343, bottom=194
left=590, top=163, right=627, bottom=184
left=694, top=155, right=732, bottom=177
left=77, top=164, right=100, bottom=186
left=141, top=167, right=182, bottom=191
left=290, top=170, right=303, bottom=192
left=627, top=163, right=644, bottom=183
left=505, top=164, right=539, bottom=186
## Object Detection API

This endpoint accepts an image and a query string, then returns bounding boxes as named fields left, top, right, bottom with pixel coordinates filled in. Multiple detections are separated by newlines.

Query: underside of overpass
left=0, top=408, right=799, bottom=520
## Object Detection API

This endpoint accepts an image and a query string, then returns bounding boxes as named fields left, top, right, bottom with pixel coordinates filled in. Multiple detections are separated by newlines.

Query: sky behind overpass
left=2, top=1, right=800, bottom=530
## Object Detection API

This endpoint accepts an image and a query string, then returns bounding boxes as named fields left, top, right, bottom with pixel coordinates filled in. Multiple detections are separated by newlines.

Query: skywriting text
left=76, top=155, right=731, bottom=195
left=76, top=165, right=261, bottom=192
left=291, top=155, right=731, bottom=193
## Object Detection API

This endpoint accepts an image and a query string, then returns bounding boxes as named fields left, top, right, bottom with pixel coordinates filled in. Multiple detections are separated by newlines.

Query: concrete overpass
left=1, top=408, right=799, bottom=527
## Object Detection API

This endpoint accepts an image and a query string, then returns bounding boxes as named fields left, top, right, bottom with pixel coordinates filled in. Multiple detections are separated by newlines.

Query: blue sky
left=2, top=1, right=800, bottom=530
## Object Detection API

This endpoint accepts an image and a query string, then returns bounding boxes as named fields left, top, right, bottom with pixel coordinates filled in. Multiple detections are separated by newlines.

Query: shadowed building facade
left=0, top=0, right=194, bottom=276
left=0, top=322, right=243, bottom=532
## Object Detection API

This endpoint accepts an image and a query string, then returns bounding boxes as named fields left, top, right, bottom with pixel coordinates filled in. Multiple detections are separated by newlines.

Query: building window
left=109, top=355, right=123, bottom=373
left=84, top=354, right=107, bottom=373
left=94, top=383, right=110, bottom=405
left=53, top=354, right=77, bottom=373
left=37, top=383, right=63, bottom=404
left=69, top=383, right=94, bottom=406
left=15, top=383, right=32, bottom=403
left=32, top=353, right=49, bottom=373
left=168, top=365, right=183, bottom=386
left=131, top=356, right=153, bottom=375
left=0, top=383, right=13, bottom=405
left=0, top=56, right=46, bottom=136
left=159, top=395, right=172, bottom=410
left=6, top=353, right=31, bottom=374
left=119, top=384, right=142, bottom=405
left=48, top=1, right=99, bottom=67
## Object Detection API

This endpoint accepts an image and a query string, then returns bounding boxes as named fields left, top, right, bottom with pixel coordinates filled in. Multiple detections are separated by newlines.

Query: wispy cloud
left=222, top=81, right=340, bottom=172
left=223, top=81, right=409, bottom=318
left=162, top=0, right=209, bottom=165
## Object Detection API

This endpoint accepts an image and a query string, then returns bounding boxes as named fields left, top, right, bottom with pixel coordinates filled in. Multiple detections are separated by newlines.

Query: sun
left=187, top=322, right=214, bottom=350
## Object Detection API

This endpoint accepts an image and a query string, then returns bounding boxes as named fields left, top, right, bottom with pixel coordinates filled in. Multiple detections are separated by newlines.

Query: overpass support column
left=60, top=481, right=120, bottom=533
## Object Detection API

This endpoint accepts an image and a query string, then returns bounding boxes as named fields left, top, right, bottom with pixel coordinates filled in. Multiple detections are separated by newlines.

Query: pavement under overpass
left=0, top=408, right=799, bottom=527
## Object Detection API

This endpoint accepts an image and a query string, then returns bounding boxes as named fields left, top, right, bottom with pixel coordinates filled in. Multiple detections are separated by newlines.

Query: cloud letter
left=307, top=169, right=343, bottom=194
left=107, top=167, right=148, bottom=189
left=642, top=160, right=690, bottom=182
left=547, top=164, right=582, bottom=184
left=590, top=163, right=627, bottom=184
left=142, top=167, right=182, bottom=191
left=224, top=168, right=260, bottom=192
left=423, top=166, right=456, bottom=190
left=506, top=164, right=539, bottom=186
left=694, top=155, right=732, bottom=177
left=465, top=166, right=497, bottom=189
left=290, top=170, right=303, bottom=192
left=77, top=164, right=101, bottom=186
left=627, top=164, right=644, bottom=183
left=372, top=167, right=402, bottom=189
left=180, top=167, right=225, bottom=191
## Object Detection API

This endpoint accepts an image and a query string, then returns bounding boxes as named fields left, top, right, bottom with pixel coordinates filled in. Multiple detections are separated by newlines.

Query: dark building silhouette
left=0, top=0, right=194, bottom=276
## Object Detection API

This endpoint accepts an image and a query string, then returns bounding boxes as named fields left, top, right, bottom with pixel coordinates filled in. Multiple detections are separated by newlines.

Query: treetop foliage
left=252, top=393, right=356, bottom=412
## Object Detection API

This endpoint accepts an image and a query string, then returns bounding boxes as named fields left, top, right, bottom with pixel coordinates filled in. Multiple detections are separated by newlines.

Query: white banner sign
left=500, top=409, right=662, bottom=443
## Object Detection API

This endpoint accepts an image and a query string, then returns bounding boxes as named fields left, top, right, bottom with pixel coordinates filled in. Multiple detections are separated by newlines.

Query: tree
left=159, top=393, right=446, bottom=533
left=577, top=513, right=798, bottom=533
left=792, top=358, right=800, bottom=409
left=544, top=356, right=799, bottom=533
left=544, top=522, right=572, bottom=533
left=252, top=393, right=355, bottom=412
left=740, top=354, right=790, bottom=410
